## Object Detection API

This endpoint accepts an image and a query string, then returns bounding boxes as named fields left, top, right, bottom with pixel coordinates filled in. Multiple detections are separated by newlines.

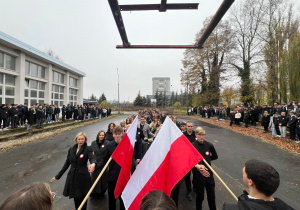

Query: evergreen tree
left=98, top=93, right=107, bottom=104
left=134, top=91, right=144, bottom=106
left=90, top=93, right=97, bottom=100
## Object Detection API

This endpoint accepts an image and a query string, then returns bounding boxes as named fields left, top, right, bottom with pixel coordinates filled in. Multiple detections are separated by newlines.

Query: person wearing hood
left=222, top=159, right=294, bottom=210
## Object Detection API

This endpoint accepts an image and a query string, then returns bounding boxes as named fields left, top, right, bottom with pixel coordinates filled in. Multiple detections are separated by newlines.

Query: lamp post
left=117, top=68, right=120, bottom=114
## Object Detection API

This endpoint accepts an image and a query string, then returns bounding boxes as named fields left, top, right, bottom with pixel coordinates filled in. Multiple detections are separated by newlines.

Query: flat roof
left=0, top=30, right=86, bottom=77
left=152, top=77, right=170, bottom=81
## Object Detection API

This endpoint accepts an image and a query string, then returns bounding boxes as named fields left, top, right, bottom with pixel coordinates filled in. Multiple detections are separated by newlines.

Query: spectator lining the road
left=0, top=182, right=53, bottom=210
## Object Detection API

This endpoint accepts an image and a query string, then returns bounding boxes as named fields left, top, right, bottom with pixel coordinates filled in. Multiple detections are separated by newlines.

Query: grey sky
left=1, top=0, right=299, bottom=102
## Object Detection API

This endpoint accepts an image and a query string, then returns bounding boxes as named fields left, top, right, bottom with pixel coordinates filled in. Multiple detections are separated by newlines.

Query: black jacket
left=96, top=140, right=136, bottom=182
left=192, top=140, right=218, bottom=175
left=222, top=192, right=295, bottom=210
left=287, top=115, right=297, bottom=127
left=261, top=115, right=270, bottom=126
left=91, top=140, right=109, bottom=194
left=8, top=107, right=18, bottom=117
left=55, top=143, right=96, bottom=198
left=279, top=116, right=289, bottom=126
left=0, top=106, right=9, bottom=118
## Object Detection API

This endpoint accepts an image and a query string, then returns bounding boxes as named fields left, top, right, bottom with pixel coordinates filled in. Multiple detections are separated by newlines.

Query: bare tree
left=229, top=0, right=265, bottom=105
left=45, top=48, right=63, bottom=61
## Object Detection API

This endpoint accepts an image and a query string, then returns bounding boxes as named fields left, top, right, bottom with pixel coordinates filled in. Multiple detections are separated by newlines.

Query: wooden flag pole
left=78, top=157, right=112, bottom=210
left=202, top=158, right=238, bottom=201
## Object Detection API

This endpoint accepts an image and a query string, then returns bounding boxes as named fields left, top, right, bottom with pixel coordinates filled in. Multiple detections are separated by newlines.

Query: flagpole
left=202, top=158, right=238, bottom=201
left=78, top=157, right=112, bottom=210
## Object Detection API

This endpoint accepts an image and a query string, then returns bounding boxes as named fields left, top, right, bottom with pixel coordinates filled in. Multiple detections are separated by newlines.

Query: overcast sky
left=1, top=0, right=299, bottom=102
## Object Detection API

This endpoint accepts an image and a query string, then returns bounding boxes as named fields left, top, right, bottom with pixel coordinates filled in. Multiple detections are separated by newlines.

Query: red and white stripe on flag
left=111, top=115, right=138, bottom=198
left=121, top=116, right=203, bottom=210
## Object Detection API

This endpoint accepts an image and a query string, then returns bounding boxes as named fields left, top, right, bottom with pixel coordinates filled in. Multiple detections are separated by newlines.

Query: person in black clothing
left=0, top=104, right=9, bottom=130
left=90, top=130, right=109, bottom=197
left=192, top=126, right=218, bottom=210
left=243, top=110, right=250, bottom=128
left=94, top=126, right=136, bottom=210
left=261, top=111, right=270, bottom=132
left=8, top=104, right=18, bottom=129
left=61, top=105, right=66, bottom=121
left=279, top=111, right=289, bottom=138
left=273, top=112, right=281, bottom=136
left=183, top=121, right=196, bottom=201
left=105, top=122, right=116, bottom=141
left=51, top=132, right=96, bottom=210
left=287, top=111, right=297, bottom=141
left=222, top=159, right=294, bottom=210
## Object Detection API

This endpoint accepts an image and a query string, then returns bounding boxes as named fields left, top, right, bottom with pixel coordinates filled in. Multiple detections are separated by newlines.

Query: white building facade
left=0, top=31, right=85, bottom=107
left=152, top=77, right=171, bottom=95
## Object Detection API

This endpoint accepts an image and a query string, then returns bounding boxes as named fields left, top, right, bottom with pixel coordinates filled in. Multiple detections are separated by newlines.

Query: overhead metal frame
left=108, top=0, right=235, bottom=49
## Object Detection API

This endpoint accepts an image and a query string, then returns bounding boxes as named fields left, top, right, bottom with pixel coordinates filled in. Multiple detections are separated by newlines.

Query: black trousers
left=184, top=170, right=192, bottom=193
left=74, top=196, right=87, bottom=210
left=108, top=181, right=125, bottom=210
left=290, top=126, right=296, bottom=140
left=264, top=125, right=268, bottom=131
left=274, top=125, right=281, bottom=135
left=171, top=181, right=181, bottom=207
left=10, top=116, right=18, bottom=129
left=194, top=173, right=216, bottom=210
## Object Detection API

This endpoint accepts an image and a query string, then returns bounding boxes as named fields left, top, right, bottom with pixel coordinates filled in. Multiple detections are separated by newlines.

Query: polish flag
left=122, top=117, right=203, bottom=210
left=111, top=115, right=138, bottom=198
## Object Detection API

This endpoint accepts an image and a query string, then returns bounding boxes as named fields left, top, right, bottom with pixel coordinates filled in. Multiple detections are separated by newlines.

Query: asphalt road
left=0, top=115, right=299, bottom=210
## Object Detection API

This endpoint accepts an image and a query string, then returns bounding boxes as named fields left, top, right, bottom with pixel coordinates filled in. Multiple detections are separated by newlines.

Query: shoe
left=186, top=193, right=192, bottom=201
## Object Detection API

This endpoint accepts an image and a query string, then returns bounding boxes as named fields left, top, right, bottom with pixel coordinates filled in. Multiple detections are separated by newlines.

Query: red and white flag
left=121, top=116, right=203, bottom=210
left=111, top=115, right=138, bottom=198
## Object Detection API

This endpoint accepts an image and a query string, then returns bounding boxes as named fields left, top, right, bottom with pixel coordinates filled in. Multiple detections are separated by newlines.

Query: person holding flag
left=192, top=126, right=218, bottom=210
left=121, top=117, right=203, bottom=210
left=89, top=116, right=139, bottom=210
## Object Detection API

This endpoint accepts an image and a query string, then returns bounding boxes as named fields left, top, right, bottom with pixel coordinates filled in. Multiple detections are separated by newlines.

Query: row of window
left=0, top=73, right=79, bottom=106
left=0, top=51, right=16, bottom=71
left=25, top=61, right=46, bottom=79
left=0, top=73, right=15, bottom=105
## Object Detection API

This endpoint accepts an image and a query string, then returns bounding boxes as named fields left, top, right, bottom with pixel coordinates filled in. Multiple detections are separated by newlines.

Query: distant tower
left=152, top=77, right=171, bottom=95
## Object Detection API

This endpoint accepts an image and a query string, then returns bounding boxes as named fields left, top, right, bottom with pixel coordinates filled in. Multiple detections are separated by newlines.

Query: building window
left=69, top=88, right=77, bottom=105
left=24, top=79, right=46, bottom=106
left=0, top=51, right=15, bottom=71
left=0, top=52, right=4, bottom=68
left=70, top=77, right=78, bottom=87
left=0, top=73, right=15, bottom=104
left=25, top=61, right=46, bottom=79
left=52, top=84, right=64, bottom=106
left=53, top=71, right=64, bottom=84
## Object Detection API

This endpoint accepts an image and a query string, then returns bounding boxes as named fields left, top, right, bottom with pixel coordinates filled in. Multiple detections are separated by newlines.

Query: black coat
left=27, top=109, right=34, bottom=125
left=261, top=115, right=270, bottom=127
left=91, top=140, right=109, bottom=194
left=0, top=106, right=9, bottom=119
left=55, top=143, right=96, bottom=198
left=105, top=130, right=114, bottom=141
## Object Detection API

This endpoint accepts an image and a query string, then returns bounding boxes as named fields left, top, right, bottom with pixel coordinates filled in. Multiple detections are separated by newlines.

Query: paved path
left=0, top=116, right=299, bottom=209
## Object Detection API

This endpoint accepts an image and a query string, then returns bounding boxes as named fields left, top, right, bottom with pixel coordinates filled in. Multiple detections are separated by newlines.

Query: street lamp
left=117, top=68, right=120, bottom=114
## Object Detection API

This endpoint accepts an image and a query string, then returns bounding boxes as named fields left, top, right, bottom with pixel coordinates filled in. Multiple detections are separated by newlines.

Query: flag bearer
left=192, top=127, right=218, bottom=210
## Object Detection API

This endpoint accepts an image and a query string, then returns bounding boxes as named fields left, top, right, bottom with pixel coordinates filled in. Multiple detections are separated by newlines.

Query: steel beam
left=197, top=0, right=235, bottom=47
left=108, top=0, right=130, bottom=47
left=116, top=45, right=203, bottom=49
left=119, top=3, right=199, bottom=11
left=160, top=0, right=167, bottom=12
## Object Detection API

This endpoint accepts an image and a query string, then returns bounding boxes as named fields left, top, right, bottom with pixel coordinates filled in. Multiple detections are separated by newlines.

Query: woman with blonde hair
left=0, top=182, right=53, bottom=210
left=50, top=132, right=96, bottom=210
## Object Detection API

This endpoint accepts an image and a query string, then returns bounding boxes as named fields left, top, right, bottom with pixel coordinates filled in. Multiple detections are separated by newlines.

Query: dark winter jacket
left=222, top=192, right=295, bottom=210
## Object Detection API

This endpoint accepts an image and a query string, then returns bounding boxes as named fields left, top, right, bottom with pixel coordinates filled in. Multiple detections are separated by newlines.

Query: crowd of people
left=188, top=101, right=300, bottom=143
left=0, top=103, right=112, bottom=132
left=0, top=108, right=295, bottom=210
